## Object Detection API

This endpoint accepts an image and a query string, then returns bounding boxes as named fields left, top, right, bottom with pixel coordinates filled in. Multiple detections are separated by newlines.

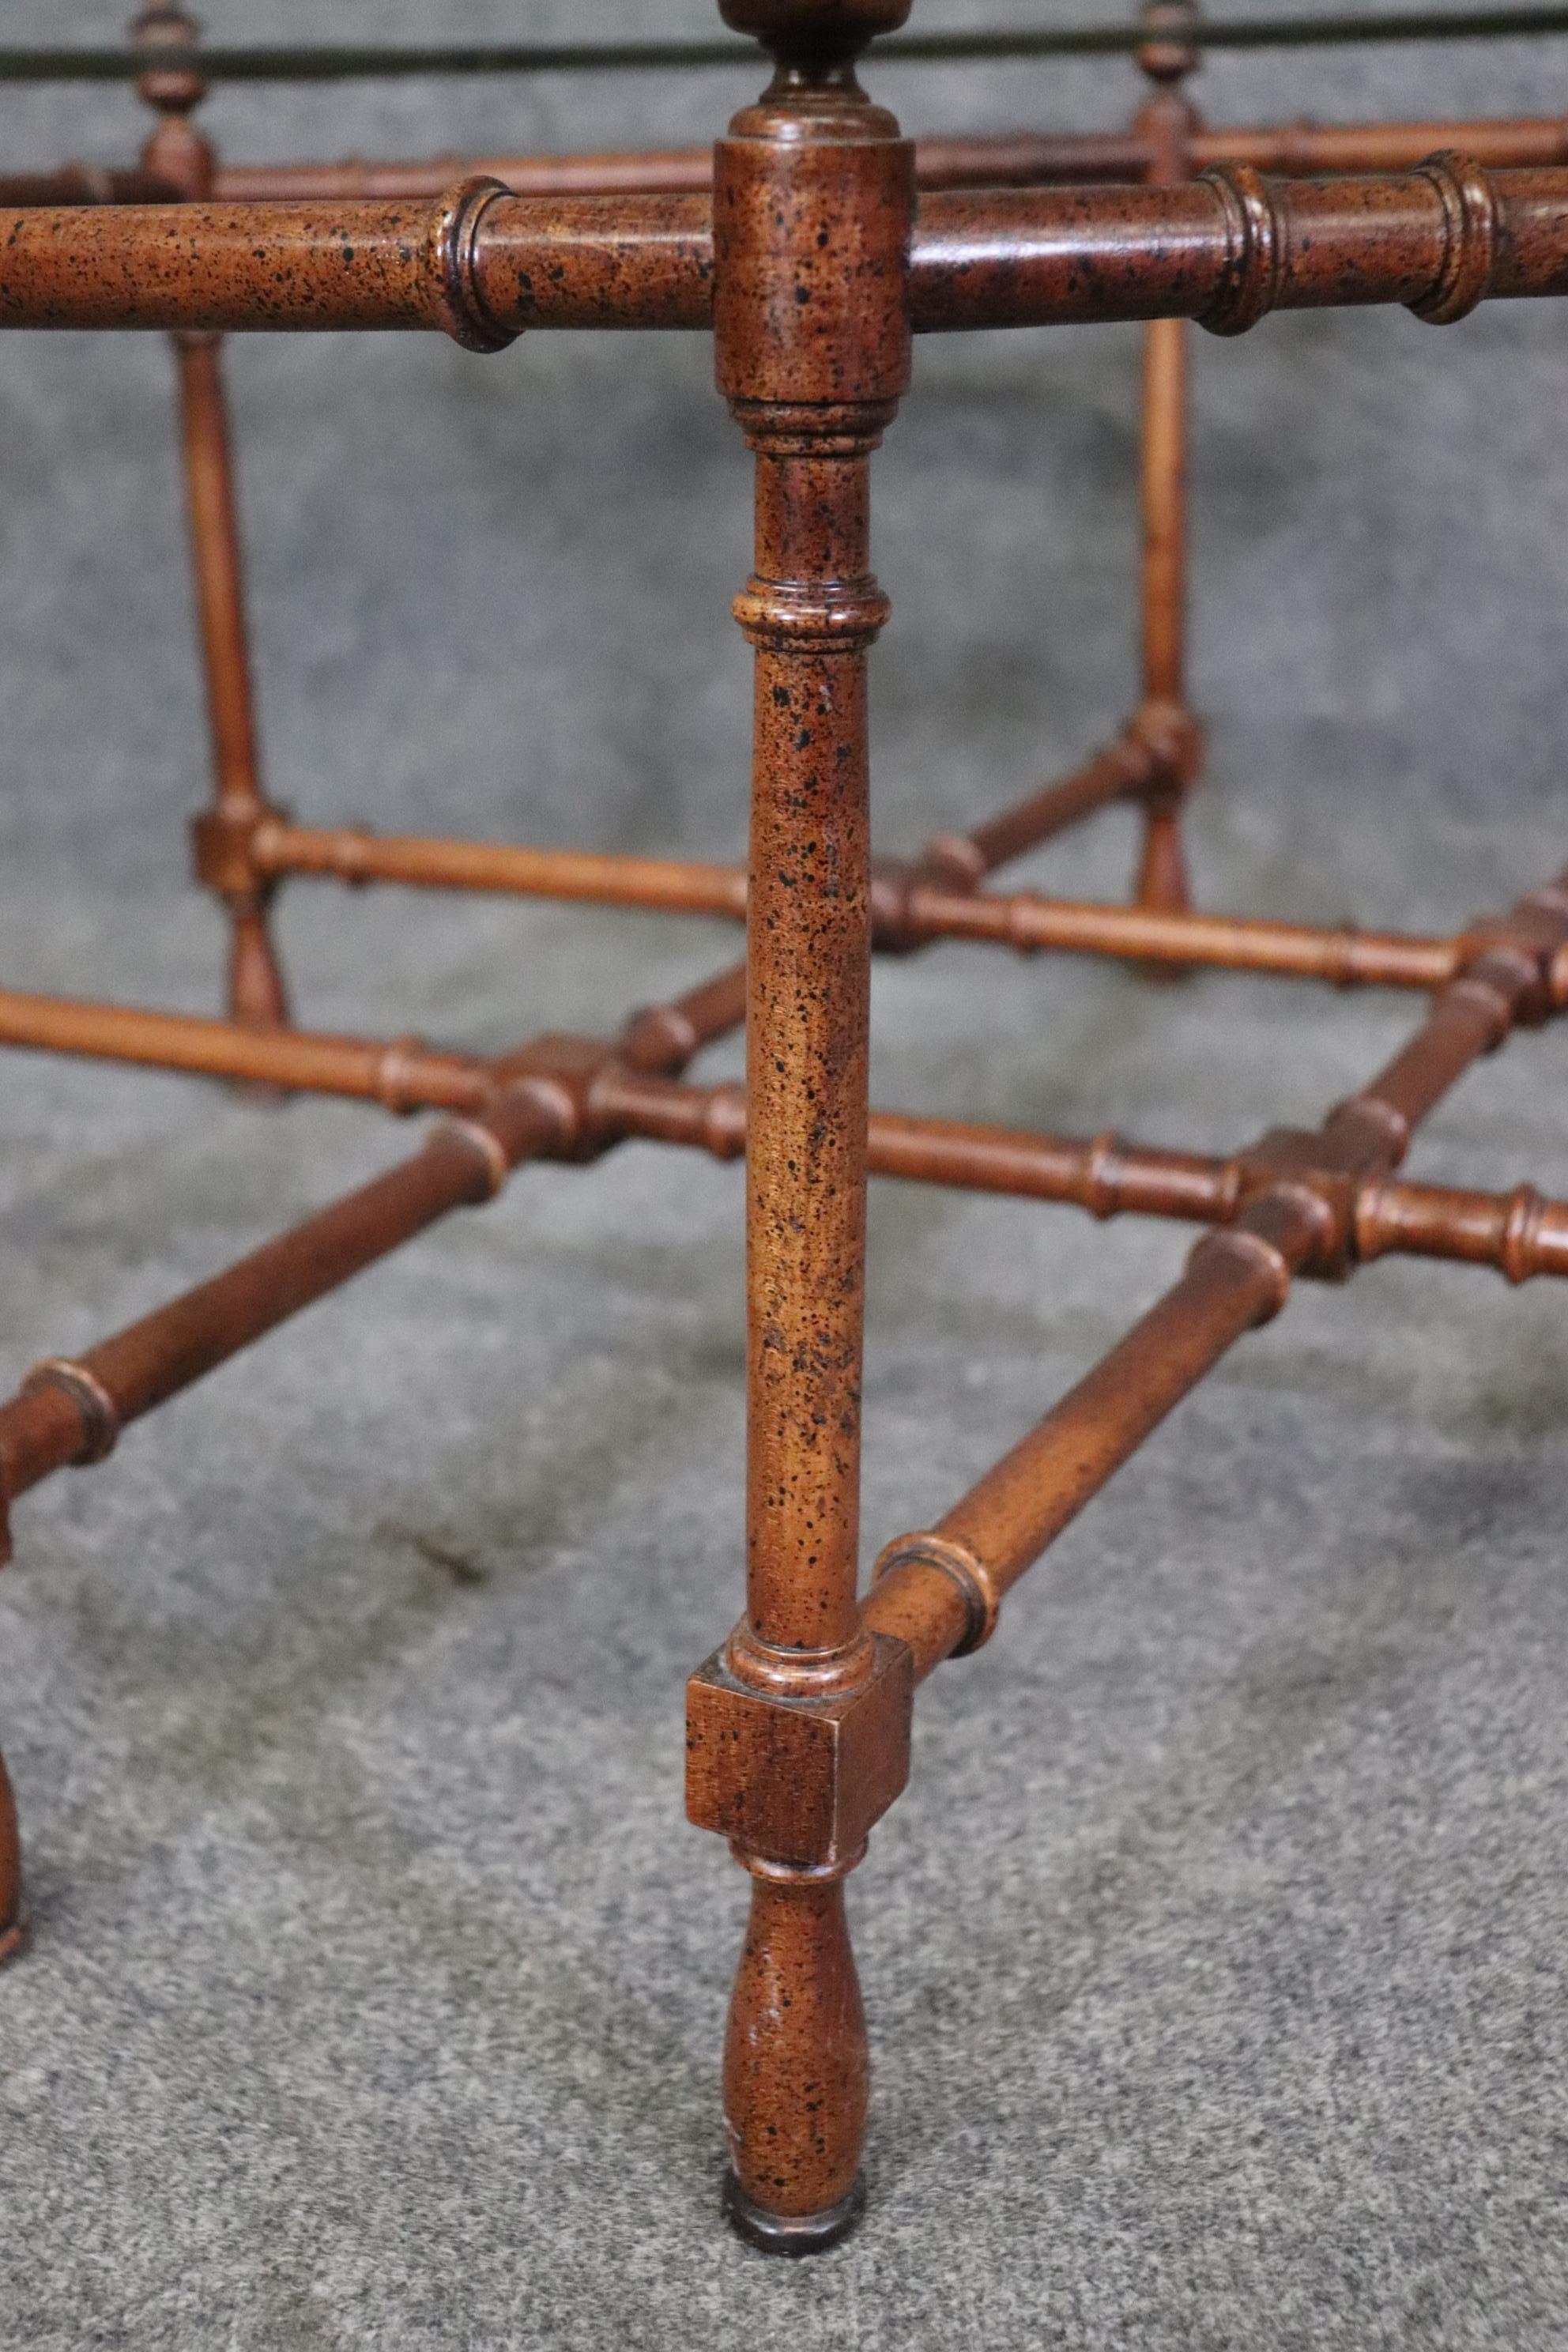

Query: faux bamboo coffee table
left=4, top=0, right=1568, bottom=2255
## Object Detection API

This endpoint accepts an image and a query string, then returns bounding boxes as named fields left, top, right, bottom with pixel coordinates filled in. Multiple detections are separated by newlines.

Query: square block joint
left=685, top=1633, right=914, bottom=1870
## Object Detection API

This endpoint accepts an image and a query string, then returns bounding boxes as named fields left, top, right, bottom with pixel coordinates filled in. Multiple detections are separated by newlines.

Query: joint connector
left=1457, top=913, right=1568, bottom=1028
left=1125, top=700, right=1206, bottom=804
left=190, top=805, right=279, bottom=906
left=868, top=858, right=925, bottom=955
left=686, top=1632, right=913, bottom=1871
left=873, top=1529, right=1000, bottom=1656
left=1231, top=1126, right=1359, bottom=1280
left=487, top=1032, right=620, bottom=1163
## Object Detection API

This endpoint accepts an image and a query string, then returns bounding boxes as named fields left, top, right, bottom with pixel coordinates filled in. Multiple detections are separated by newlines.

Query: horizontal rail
left=5, top=166, right=1568, bottom=339
left=206, top=115, right=1568, bottom=205
left=1196, top=112, right=1568, bottom=176
left=597, top=1071, right=1242, bottom=1223
left=211, top=133, right=1153, bottom=204
left=254, top=816, right=1474, bottom=993
left=912, top=165, right=1568, bottom=338
left=617, top=959, right=749, bottom=1076
left=599, top=1070, right=1568, bottom=1283
left=938, top=731, right=1161, bottom=880
left=1355, top=1174, right=1568, bottom=1276
left=4, top=923, right=1564, bottom=1604
left=861, top=869, right=1568, bottom=1680
left=0, top=190, right=715, bottom=338
left=5, top=1006, right=1559, bottom=1286
left=0, top=1106, right=554, bottom=1538
left=0, top=988, right=494, bottom=1111
left=865, top=1234, right=1283, bottom=1677
left=0, top=963, right=750, bottom=1110
left=5, top=118, right=1554, bottom=219
left=6, top=13, right=1568, bottom=81
left=901, top=884, right=1464, bottom=989
left=254, top=820, right=748, bottom=917
left=0, top=942, right=753, bottom=1549
left=0, top=165, right=177, bottom=205
left=909, top=164, right=1568, bottom=333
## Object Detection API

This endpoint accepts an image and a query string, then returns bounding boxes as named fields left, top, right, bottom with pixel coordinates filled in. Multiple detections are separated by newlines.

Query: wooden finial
left=130, top=4, right=205, bottom=116
left=1137, top=0, right=1200, bottom=85
left=719, top=0, right=911, bottom=80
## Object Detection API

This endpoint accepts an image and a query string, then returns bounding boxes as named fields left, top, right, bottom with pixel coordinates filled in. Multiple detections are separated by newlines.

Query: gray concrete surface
left=2, top=6, right=1568, bottom=2346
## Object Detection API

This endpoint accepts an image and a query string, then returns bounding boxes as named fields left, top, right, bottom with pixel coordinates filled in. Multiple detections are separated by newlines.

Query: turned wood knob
left=719, top=0, right=911, bottom=68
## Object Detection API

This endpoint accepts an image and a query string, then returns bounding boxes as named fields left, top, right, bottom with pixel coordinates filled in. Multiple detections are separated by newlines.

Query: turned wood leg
left=1133, top=37, right=1203, bottom=931
left=0, top=1744, right=27, bottom=1966
left=136, top=13, right=292, bottom=1033
left=687, top=0, right=918, bottom=2254
left=1133, top=312, right=1197, bottom=929
left=173, top=330, right=292, bottom=1034
left=1134, top=786, right=1193, bottom=918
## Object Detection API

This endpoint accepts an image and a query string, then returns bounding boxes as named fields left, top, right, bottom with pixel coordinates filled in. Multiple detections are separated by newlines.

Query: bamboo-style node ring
left=730, top=575, right=894, bottom=651
left=1498, top=1182, right=1549, bottom=1283
left=427, top=175, right=516, bottom=352
left=21, top=1359, right=121, bottom=1464
left=873, top=1531, right=1001, bottom=1657
left=1408, top=151, right=1498, bottom=323
left=1197, top=162, right=1285, bottom=336
left=374, top=1035, right=433, bottom=1116
left=1084, top=1130, right=1131, bottom=1219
